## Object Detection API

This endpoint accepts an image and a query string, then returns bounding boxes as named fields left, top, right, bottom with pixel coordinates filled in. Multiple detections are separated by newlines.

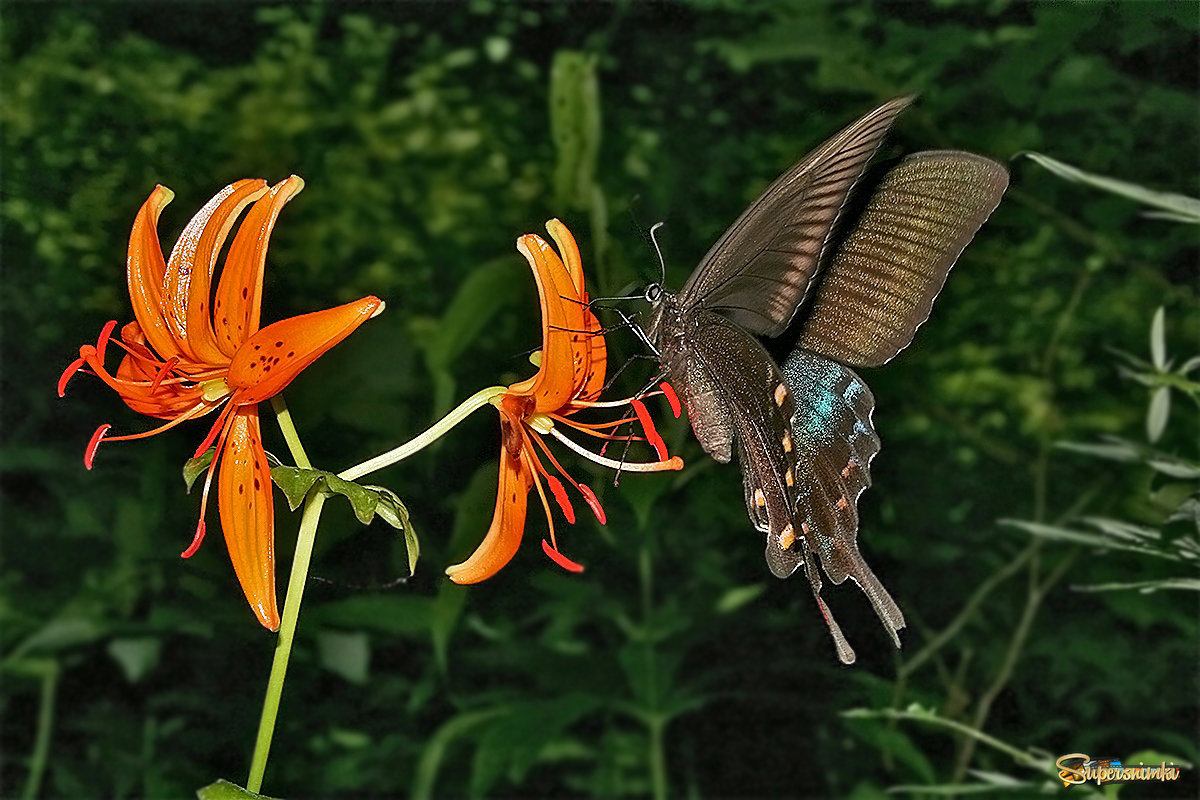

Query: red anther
left=95, top=320, right=118, bottom=362
left=150, top=356, right=179, bottom=395
left=84, top=424, right=111, bottom=469
left=600, top=441, right=609, bottom=457
left=631, top=398, right=668, bottom=461
left=659, top=381, right=682, bottom=418
left=180, top=520, right=206, bottom=559
left=57, top=356, right=87, bottom=397
left=545, top=474, right=576, bottom=524
left=541, top=539, right=585, bottom=573
left=578, top=484, right=607, bottom=524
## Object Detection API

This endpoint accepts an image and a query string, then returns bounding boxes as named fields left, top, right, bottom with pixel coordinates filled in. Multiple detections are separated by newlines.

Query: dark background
left=2, top=2, right=1197, bottom=798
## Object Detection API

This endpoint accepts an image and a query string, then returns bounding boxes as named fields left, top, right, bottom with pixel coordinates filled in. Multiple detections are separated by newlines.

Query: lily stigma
left=444, top=219, right=684, bottom=584
left=59, top=177, right=384, bottom=630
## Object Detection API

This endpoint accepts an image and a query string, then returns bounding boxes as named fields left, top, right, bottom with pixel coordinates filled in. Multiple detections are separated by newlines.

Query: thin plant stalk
left=245, top=390, right=503, bottom=792
left=20, top=662, right=58, bottom=800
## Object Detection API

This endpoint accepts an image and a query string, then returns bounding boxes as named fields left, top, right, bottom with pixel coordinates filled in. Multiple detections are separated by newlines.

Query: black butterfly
left=641, top=96, right=1009, bottom=663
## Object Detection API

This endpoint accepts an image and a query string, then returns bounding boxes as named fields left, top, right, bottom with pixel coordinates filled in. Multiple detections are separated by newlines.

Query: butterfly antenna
left=648, top=221, right=667, bottom=285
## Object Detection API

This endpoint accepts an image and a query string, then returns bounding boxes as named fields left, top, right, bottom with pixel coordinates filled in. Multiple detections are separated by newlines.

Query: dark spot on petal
left=275, top=341, right=282, bottom=348
left=287, top=351, right=294, bottom=357
left=254, top=478, right=261, bottom=490
left=242, top=288, right=248, bottom=299
left=239, top=484, right=244, bottom=495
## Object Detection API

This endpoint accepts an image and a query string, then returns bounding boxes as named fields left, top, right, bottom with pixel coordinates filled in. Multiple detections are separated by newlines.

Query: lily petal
left=126, top=185, right=181, bottom=361
left=509, top=233, right=591, bottom=411
left=213, top=176, right=305, bottom=355
left=163, top=180, right=268, bottom=363
left=545, top=219, right=607, bottom=401
left=217, top=405, right=279, bottom=630
left=446, top=414, right=533, bottom=584
left=225, top=295, right=384, bottom=404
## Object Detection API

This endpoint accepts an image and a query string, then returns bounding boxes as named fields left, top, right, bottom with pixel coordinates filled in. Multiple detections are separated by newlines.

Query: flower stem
left=246, top=490, right=327, bottom=794
left=20, top=661, right=58, bottom=800
left=245, top=394, right=320, bottom=794
left=270, top=395, right=312, bottom=469
left=338, top=386, right=505, bottom=482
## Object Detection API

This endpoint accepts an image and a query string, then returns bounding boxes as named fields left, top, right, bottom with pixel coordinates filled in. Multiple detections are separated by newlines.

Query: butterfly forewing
left=799, top=151, right=1009, bottom=367
left=679, top=96, right=915, bottom=338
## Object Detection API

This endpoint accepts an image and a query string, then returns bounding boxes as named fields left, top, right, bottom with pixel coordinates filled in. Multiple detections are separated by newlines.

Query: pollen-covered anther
left=541, top=539, right=585, bottom=573
left=631, top=398, right=669, bottom=461
left=57, top=355, right=88, bottom=397
left=777, top=523, right=796, bottom=550
left=544, top=474, right=576, bottom=524
left=84, top=424, right=112, bottom=469
left=659, top=381, right=682, bottom=418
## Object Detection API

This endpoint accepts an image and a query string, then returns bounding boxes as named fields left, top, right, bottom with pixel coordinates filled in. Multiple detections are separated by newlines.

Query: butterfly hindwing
left=678, top=96, right=915, bottom=338
left=783, top=350, right=904, bottom=656
left=799, top=151, right=1009, bottom=367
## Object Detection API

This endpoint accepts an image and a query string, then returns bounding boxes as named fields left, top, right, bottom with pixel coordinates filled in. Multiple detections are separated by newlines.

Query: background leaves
left=2, top=2, right=1196, bottom=798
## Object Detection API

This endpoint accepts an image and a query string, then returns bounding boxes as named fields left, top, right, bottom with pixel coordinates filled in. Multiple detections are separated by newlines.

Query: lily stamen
left=548, top=426, right=683, bottom=473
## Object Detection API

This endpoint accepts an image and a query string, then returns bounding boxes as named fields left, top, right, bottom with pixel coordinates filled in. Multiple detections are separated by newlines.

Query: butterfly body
left=642, top=98, right=1009, bottom=663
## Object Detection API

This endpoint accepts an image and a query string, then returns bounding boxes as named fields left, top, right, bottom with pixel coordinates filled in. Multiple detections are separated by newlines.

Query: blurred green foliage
left=2, top=1, right=1197, bottom=798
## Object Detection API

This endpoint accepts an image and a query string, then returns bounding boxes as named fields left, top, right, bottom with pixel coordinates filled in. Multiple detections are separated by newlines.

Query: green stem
left=270, top=395, right=313, bottom=470
left=247, top=491, right=327, bottom=793
left=244, top=394, right=321, bottom=794
left=638, top=545, right=668, bottom=800
left=339, top=385, right=505, bottom=482
left=21, top=662, right=58, bottom=800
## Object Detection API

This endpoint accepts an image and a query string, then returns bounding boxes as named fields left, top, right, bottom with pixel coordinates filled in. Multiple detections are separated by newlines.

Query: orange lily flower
left=446, top=220, right=682, bottom=584
left=59, top=177, right=384, bottom=630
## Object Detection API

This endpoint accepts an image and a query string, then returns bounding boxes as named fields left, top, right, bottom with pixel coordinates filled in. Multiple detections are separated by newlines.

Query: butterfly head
left=644, top=282, right=664, bottom=306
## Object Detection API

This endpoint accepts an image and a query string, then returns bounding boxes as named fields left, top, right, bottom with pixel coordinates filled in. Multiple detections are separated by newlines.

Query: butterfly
left=640, top=96, right=1008, bottom=663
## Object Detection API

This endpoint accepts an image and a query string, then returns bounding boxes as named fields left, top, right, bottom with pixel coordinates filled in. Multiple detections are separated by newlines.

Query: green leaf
left=843, top=715, right=937, bottom=784
left=183, top=449, right=215, bottom=493
left=430, top=582, right=468, bottom=674
left=412, top=709, right=508, bottom=800
left=107, top=637, right=162, bottom=683
left=714, top=583, right=766, bottom=614
left=269, top=466, right=418, bottom=572
left=1076, top=578, right=1200, bottom=593
left=316, top=629, right=370, bottom=684
left=550, top=50, right=601, bottom=210
left=270, top=466, right=324, bottom=512
left=1146, top=386, right=1170, bottom=443
left=1024, top=152, right=1200, bottom=223
left=196, top=779, right=279, bottom=800
left=7, top=617, right=104, bottom=662
left=1149, top=307, right=1166, bottom=369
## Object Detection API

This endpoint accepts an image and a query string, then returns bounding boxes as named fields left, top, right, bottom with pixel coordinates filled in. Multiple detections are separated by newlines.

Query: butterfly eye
left=644, top=283, right=663, bottom=305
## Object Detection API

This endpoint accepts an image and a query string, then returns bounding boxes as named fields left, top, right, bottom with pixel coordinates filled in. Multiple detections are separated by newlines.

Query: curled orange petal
left=126, top=185, right=181, bottom=361
left=213, top=176, right=305, bottom=354
left=226, top=295, right=384, bottom=404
